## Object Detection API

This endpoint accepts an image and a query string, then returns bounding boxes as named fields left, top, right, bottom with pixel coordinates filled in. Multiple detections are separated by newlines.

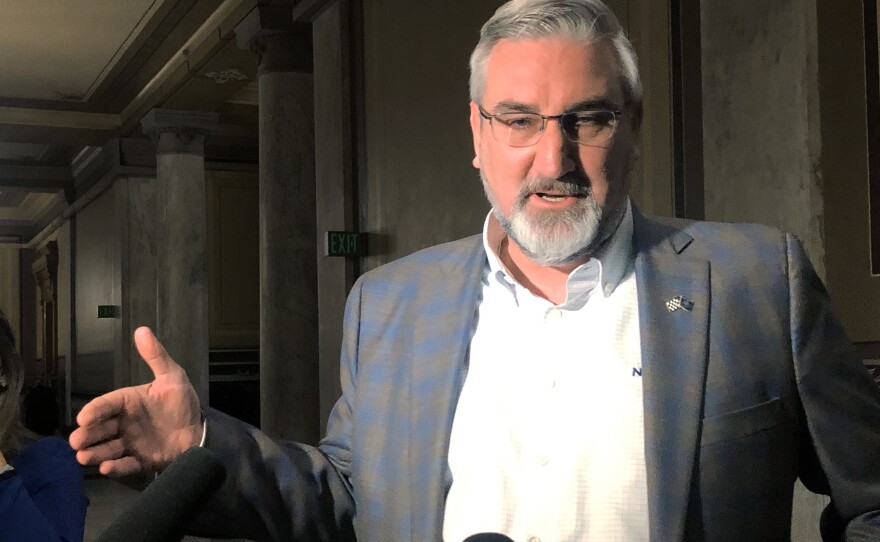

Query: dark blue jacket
left=1, top=436, right=88, bottom=541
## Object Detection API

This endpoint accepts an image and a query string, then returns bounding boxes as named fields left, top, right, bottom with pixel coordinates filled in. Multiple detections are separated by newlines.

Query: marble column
left=141, top=109, right=219, bottom=404
left=239, top=16, right=320, bottom=443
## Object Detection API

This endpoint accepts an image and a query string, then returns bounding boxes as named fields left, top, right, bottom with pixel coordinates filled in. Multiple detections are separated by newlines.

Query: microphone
left=96, top=447, right=227, bottom=542
left=463, top=534, right=516, bottom=542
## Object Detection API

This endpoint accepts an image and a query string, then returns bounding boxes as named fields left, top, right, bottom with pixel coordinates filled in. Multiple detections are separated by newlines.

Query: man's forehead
left=482, top=37, right=625, bottom=107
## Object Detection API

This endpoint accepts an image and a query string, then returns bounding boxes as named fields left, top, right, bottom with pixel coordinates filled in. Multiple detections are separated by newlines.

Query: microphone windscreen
left=462, top=533, right=516, bottom=542
left=96, top=447, right=227, bottom=542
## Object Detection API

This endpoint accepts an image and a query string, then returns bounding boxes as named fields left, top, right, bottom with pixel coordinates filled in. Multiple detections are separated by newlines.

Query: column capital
left=235, top=6, right=312, bottom=75
left=141, top=109, right=220, bottom=154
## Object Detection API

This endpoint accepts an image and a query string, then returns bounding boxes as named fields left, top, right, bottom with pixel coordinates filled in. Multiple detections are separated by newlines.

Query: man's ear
left=469, top=101, right=482, bottom=169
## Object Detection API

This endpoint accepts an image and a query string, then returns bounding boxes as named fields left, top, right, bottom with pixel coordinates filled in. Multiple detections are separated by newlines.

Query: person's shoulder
left=389, top=235, right=484, bottom=265
left=644, top=214, right=785, bottom=241
left=14, top=436, right=76, bottom=467
left=358, top=235, right=484, bottom=282
left=639, top=214, right=789, bottom=259
left=11, top=436, right=80, bottom=484
left=345, top=235, right=485, bottom=306
left=636, top=214, right=801, bottom=282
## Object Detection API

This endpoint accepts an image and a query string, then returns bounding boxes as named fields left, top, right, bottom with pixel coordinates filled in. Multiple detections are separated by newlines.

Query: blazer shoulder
left=357, top=235, right=485, bottom=284
left=645, top=214, right=786, bottom=241
left=640, top=213, right=790, bottom=261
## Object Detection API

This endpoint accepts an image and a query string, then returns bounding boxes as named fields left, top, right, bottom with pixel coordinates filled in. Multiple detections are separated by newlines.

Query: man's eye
left=574, top=112, right=614, bottom=127
left=498, top=115, right=539, bottom=130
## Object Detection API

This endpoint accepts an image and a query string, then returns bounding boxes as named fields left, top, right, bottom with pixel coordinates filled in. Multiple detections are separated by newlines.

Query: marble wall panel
left=74, top=187, right=119, bottom=394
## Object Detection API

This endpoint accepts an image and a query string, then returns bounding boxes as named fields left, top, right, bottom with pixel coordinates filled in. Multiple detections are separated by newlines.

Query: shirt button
left=537, top=456, right=549, bottom=467
left=528, top=537, right=542, bottom=542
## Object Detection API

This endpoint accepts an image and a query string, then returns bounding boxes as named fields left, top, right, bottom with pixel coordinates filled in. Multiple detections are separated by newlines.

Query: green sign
left=325, top=231, right=365, bottom=257
left=97, top=305, right=120, bottom=319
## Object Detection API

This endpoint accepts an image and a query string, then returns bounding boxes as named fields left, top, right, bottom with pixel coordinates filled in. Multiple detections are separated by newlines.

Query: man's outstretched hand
left=69, top=326, right=204, bottom=477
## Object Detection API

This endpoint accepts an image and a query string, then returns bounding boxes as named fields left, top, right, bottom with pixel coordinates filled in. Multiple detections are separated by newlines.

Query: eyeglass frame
left=476, top=104, right=625, bottom=148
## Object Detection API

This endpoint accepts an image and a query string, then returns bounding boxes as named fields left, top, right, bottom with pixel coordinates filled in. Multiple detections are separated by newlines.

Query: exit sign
left=325, top=231, right=365, bottom=257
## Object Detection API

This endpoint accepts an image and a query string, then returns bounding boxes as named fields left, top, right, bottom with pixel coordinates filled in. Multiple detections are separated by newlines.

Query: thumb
left=133, top=326, right=177, bottom=378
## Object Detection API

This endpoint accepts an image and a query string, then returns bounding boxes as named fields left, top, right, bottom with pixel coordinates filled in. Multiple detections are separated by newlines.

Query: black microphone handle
left=96, top=447, right=227, bottom=542
left=462, top=533, right=516, bottom=542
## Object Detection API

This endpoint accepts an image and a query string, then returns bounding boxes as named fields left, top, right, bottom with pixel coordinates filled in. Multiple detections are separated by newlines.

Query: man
left=70, top=0, right=880, bottom=540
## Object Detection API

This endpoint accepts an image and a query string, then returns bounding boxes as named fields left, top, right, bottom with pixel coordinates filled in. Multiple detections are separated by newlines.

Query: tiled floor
left=84, top=474, right=248, bottom=542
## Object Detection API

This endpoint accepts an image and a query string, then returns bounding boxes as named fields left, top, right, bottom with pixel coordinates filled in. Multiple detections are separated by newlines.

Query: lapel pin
left=665, top=295, right=694, bottom=312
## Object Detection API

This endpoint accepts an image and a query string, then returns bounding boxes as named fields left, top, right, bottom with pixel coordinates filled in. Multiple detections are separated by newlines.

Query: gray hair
left=469, top=0, right=642, bottom=105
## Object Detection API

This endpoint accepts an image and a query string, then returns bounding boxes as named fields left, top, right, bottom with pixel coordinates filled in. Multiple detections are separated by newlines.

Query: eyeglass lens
left=490, top=111, right=617, bottom=147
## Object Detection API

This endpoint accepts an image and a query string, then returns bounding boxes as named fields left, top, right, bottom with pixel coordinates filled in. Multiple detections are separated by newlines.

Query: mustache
left=516, top=174, right=591, bottom=202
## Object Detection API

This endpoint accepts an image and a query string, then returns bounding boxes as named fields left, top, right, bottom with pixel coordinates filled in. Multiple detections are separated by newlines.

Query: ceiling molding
left=0, top=165, right=72, bottom=191
left=0, top=220, right=35, bottom=241
left=87, top=0, right=196, bottom=109
left=0, top=124, right=117, bottom=146
left=0, top=107, right=121, bottom=131
left=0, top=191, right=28, bottom=207
left=118, top=0, right=255, bottom=130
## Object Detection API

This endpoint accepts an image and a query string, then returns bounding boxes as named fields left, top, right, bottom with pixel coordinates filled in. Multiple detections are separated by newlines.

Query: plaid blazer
left=196, top=209, right=880, bottom=541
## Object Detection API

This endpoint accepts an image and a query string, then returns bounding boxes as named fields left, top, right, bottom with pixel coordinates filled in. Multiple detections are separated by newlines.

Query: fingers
left=74, top=388, right=129, bottom=429
left=74, top=437, right=125, bottom=467
left=69, top=415, right=119, bottom=451
left=99, top=456, right=145, bottom=478
left=73, top=436, right=147, bottom=478
left=134, top=326, right=177, bottom=378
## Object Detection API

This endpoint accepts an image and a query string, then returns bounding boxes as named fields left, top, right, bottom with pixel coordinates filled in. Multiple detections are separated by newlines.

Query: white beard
left=481, top=170, right=625, bottom=266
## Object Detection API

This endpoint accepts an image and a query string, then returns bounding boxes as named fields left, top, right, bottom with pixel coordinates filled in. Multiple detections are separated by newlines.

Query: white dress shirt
left=443, top=201, right=649, bottom=542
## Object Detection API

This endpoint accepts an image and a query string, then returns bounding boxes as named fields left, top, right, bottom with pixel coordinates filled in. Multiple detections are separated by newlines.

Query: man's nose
left=531, top=119, right=576, bottom=179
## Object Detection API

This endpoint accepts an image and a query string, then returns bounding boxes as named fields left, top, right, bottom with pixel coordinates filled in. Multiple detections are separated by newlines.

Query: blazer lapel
left=633, top=211, right=710, bottom=541
left=407, top=238, right=487, bottom=540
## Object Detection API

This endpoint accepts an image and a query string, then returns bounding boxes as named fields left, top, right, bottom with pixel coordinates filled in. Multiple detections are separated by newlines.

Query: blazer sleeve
left=188, top=280, right=365, bottom=542
left=787, top=234, right=880, bottom=538
left=188, top=409, right=356, bottom=541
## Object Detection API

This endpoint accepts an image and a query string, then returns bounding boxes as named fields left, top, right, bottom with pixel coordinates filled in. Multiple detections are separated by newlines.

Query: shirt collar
left=481, top=198, right=634, bottom=300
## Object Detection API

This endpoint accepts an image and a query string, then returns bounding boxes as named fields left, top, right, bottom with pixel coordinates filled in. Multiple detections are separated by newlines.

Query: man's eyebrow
left=490, top=98, right=624, bottom=114
left=566, top=98, right=623, bottom=111
left=492, top=101, right=539, bottom=113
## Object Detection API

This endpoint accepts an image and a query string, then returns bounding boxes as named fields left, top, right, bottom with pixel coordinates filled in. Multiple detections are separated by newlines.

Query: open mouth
left=534, top=192, right=586, bottom=202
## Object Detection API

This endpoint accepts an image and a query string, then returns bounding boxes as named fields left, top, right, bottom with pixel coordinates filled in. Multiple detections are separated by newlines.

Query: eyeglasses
left=478, top=105, right=623, bottom=148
